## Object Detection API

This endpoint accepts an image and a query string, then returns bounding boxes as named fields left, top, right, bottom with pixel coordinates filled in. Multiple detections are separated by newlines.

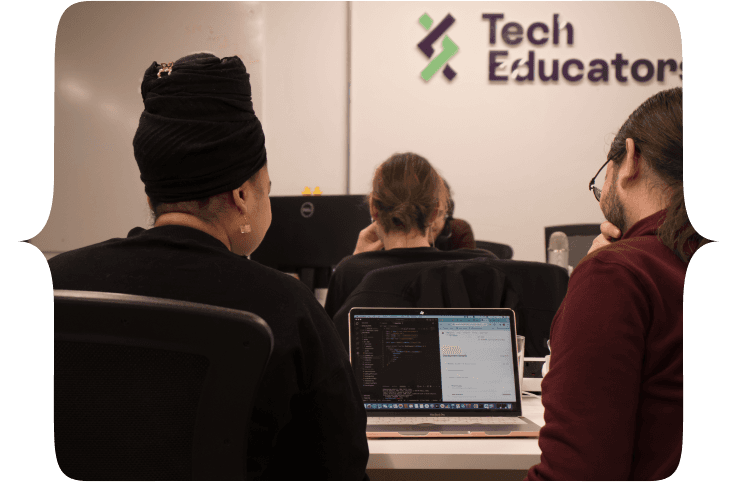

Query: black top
left=49, top=225, right=369, bottom=480
left=324, top=247, right=497, bottom=319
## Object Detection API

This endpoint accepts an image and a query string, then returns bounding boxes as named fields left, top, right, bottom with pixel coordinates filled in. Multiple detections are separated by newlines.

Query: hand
left=353, top=222, right=384, bottom=254
left=587, top=221, right=622, bottom=255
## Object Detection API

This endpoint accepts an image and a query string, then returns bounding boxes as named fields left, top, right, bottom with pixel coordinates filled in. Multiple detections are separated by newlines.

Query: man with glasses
left=526, top=87, right=703, bottom=480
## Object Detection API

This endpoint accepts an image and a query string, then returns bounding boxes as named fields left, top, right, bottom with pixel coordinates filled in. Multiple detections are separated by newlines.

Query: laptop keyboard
left=367, top=417, right=527, bottom=425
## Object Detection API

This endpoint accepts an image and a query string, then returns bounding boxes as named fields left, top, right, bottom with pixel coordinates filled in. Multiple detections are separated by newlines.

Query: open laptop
left=349, top=307, right=540, bottom=438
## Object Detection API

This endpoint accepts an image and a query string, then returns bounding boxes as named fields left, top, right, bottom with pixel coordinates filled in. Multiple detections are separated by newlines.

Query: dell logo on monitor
left=420, top=311, right=424, bottom=314
left=300, top=202, right=314, bottom=218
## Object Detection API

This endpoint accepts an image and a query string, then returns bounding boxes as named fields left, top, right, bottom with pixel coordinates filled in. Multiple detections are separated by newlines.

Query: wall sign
left=419, top=12, right=683, bottom=83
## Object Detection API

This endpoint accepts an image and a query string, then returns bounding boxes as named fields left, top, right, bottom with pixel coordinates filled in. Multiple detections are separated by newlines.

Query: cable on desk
left=522, top=391, right=541, bottom=399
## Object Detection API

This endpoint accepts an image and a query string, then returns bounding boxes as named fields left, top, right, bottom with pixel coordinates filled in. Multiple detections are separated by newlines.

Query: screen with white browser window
left=351, top=313, right=518, bottom=412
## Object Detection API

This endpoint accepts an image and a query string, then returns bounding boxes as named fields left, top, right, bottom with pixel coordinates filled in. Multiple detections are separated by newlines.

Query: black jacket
left=333, top=257, right=569, bottom=358
left=49, top=225, right=369, bottom=480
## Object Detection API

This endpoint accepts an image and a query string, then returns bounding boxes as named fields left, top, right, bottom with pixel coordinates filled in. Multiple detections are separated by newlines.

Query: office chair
left=332, top=258, right=517, bottom=351
left=476, top=240, right=514, bottom=260
left=54, top=290, right=274, bottom=481
left=544, top=224, right=601, bottom=268
left=489, top=259, right=569, bottom=358
left=332, top=258, right=568, bottom=358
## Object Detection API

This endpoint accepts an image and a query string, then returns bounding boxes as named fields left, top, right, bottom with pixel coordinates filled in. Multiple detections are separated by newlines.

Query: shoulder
left=242, top=258, right=319, bottom=302
left=333, top=251, right=393, bottom=274
left=236, top=260, right=343, bottom=349
left=450, top=248, right=498, bottom=260
left=577, top=233, right=683, bottom=279
left=568, top=239, right=652, bottom=292
left=561, top=236, right=678, bottom=325
left=47, top=237, right=123, bottom=272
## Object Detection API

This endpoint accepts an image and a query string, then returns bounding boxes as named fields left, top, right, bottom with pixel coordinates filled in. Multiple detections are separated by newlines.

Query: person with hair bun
left=49, top=53, right=368, bottom=480
left=324, top=152, right=495, bottom=319
left=527, top=87, right=703, bottom=480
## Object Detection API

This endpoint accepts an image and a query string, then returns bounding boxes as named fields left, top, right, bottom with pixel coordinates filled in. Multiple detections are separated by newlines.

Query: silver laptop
left=349, top=307, right=540, bottom=438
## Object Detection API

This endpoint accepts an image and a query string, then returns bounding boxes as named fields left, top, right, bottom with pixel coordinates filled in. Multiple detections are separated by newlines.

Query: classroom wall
left=37, top=1, right=682, bottom=264
left=262, top=1, right=349, bottom=197
left=37, top=2, right=266, bottom=256
left=35, top=1, right=348, bottom=257
left=349, top=1, right=682, bottom=262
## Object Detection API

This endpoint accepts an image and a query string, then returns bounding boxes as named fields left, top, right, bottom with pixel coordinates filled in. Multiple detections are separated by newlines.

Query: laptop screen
left=349, top=308, right=521, bottom=414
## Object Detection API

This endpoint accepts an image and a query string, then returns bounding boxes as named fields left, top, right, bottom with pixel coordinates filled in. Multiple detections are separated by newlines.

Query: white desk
left=367, top=396, right=544, bottom=473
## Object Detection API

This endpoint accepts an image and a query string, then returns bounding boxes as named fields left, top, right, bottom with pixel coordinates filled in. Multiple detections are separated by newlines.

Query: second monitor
left=250, top=195, right=371, bottom=288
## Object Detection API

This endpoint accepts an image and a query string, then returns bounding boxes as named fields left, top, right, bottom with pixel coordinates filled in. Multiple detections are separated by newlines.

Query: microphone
left=547, top=231, right=570, bottom=270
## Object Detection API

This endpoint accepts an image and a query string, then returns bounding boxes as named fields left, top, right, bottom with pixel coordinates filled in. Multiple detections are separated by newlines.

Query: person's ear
left=368, top=195, right=380, bottom=222
left=370, top=208, right=380, bottom=222
left=428, top=206, right=440, bottom=226
left=232, top=183, right=250, bottom=215
left=618, top=138, right=642, bottom=188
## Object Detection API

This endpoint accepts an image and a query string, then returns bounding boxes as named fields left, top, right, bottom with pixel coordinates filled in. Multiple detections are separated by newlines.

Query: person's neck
left=623, top=184, right=671, bottom=234
left=154, top=212, right=232, bottom=251
left=382, top=229, right=432, bottom=250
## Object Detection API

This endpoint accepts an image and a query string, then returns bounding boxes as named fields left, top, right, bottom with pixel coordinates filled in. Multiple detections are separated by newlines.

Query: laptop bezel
left=348, top=307, right=523, bottom=417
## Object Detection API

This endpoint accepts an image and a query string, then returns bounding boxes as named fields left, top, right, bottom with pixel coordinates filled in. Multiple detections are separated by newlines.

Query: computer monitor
left=544, top=224, right=600, bottom=268
left=250, top=195, right=371, bottom=287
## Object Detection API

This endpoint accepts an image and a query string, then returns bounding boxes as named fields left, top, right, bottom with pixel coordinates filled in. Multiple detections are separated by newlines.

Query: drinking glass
left=516, top=335, right=525, bottom=395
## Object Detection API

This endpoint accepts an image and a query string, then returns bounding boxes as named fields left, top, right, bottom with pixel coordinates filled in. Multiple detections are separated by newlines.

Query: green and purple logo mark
left=418, top=13, right=459, bottom=81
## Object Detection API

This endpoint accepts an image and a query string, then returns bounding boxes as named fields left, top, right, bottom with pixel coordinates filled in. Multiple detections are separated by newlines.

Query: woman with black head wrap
left=49, top=53, right=369, bottom=480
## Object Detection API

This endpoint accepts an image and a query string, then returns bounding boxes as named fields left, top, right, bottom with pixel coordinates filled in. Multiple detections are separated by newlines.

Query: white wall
left=36, top=1, right=348, bottom=257
left=262, top=1, right=348, bottom=197
left=38, top=1, right=682, bottom=264
left=37, top=1, right=266, bottom=256
left=349, top=2, right=682, bottom=262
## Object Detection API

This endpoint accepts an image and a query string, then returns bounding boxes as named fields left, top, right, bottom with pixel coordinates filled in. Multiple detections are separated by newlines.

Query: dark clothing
left=324, top=247, right=497, bottom=319
left=49, top=225, right=369, bottom=480
left=332, top=258, right=567, bottom=357
left=526, top=211, right=683, bottom=480
left=435, top=218, right=476, bottom=250
left=332, top=258, right=516, bottom=350
left=134, top=53, right=267, bottom=203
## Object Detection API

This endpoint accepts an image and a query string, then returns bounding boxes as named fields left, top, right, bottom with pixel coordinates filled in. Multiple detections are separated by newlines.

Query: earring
left=240, top=216, right=251, bottom=234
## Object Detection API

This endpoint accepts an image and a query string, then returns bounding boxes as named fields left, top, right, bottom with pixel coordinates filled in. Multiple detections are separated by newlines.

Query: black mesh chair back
left=332, top=258, right=568, bottom=358
left=332, top=258, right=518, bottom=351
left=54, top=290, right=274, bottom=480
left=475, top=240, right=514, bottom=260
left=488, top=260, right=569, bottom=357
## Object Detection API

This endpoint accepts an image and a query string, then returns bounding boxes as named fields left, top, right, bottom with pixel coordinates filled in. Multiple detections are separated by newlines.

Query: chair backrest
left=332, top=258, right=517, bottom=351
left=475, top=240, right=514, bottom=259
left=487, top=260, right=569, bottom=357
left=54, top=290, right=274, bottom=481
left=332, top=258, right=568, bottom=357
left=544, top=224, right=601, bottom=268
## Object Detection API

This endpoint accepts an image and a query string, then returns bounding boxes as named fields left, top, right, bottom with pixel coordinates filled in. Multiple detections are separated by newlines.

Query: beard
left=601, top=184, right=629, bottom=235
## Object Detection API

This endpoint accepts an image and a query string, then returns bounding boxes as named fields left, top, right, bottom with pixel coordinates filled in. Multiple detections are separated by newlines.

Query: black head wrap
left=133, top=53, right=266, bottom=203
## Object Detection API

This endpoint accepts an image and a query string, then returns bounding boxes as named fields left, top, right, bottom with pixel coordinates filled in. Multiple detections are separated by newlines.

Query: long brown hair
left=369, top=153, right=449, bottom=235
left=607, top=87, right=707, bottom=263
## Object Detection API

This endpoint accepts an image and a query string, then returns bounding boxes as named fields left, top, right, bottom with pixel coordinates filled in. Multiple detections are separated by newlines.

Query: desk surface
left=367, top=395, right=544, bottom=471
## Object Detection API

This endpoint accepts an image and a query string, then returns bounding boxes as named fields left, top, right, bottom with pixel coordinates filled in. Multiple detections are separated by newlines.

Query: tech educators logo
left=482, top=13, right=682, bottom=83
left=415, top=11, right=682, bottom=84
left=418, top=13, right=459, bottom=81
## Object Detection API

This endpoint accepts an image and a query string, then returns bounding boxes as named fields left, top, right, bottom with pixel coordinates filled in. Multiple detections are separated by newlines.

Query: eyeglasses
left=588, top=159, right=610, bottom=202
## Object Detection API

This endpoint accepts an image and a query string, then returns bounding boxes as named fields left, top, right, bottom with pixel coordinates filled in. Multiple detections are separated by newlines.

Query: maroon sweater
left=526, top=211, right=683, bottom=480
